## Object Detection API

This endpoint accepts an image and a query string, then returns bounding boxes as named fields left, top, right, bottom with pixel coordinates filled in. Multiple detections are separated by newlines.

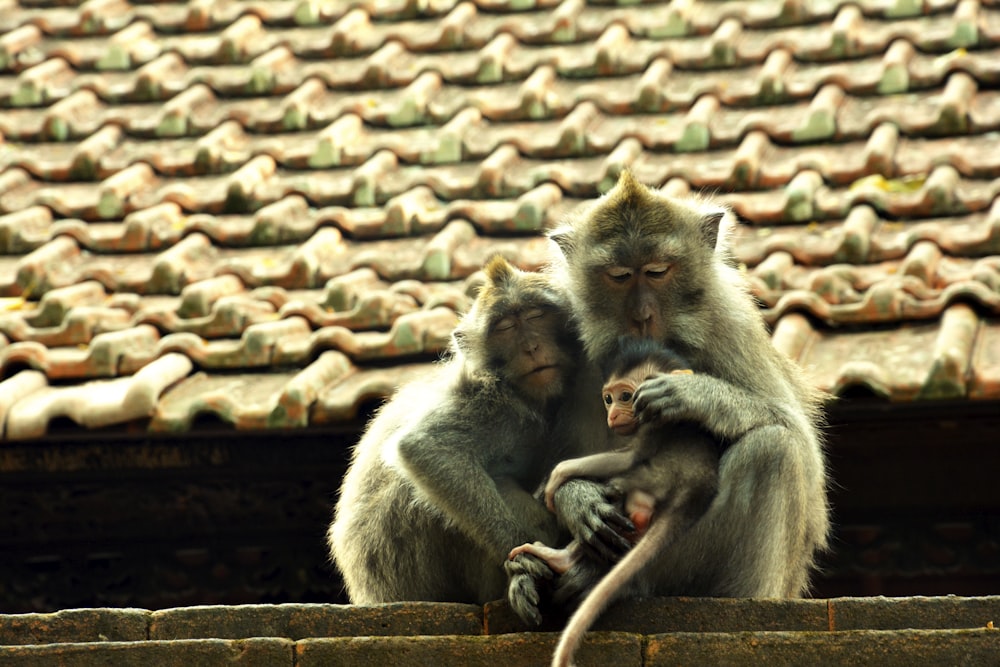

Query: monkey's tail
left=550, top=517, right=671, bottom=667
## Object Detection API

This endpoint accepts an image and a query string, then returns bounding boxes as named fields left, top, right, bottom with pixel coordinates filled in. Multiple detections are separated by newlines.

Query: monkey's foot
left=505, top=552, right=555, bottom=627
left=509, top=541, right=576, bottom=574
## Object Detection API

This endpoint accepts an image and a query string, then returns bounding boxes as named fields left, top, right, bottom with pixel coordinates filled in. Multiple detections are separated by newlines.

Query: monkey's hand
left=505, top=552, right=554, bottom=627
left=633, top=372, right=781, bottom=441
left=552, top=479, right=634, bottom=564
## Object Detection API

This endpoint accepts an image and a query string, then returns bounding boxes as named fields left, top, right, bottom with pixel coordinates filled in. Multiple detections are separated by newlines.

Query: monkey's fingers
left=553, top=479, right=634, bottom=563
left=633, top=379, right=685, bottom=425
left=576, top=506, right=635, bottom=564
left=543, top=484, right=559, bottom=512
left=507, top=574, right=543, bottom=627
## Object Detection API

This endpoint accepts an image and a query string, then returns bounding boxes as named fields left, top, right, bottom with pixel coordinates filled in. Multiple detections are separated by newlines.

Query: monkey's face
left=489, top=306, right=577, bottom=403
left=550, top=172, right=724, bottom=362
left=602, top=379, right=639, bottom=435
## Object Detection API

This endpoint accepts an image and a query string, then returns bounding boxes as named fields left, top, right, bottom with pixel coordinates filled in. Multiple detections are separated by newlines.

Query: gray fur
left=328, top=260, right=580, bottom=608
left=535, top=171, right=829, bottom=610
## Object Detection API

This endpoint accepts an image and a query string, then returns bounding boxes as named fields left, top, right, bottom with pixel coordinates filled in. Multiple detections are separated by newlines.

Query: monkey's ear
left=700, top=211, right=725, bottom=249
left=483, top=255, right=516, bottom=285
left=451, top=324, right=469, bottom=352
left=547, top=225, right=576, bottom=258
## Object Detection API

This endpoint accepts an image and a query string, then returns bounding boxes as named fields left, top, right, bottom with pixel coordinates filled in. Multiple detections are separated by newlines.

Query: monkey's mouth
left=524, top=365, right=559, bottom=381
left=612, top=423, right=638, bottom=436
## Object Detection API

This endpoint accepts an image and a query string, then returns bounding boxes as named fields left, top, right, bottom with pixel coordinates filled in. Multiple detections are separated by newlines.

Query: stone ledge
left=0, top=608, right=149, bottom=646
left=2, top=629, right=997, bottom=667
left=296, top=632, right=642, bottom=667
left=1, top=596, right=997, bottom=649
left=0, top=638, right=294, bottom=667
left=647, top=628, right=999, bottom=666
left=149, top=601, right=483, bottom=640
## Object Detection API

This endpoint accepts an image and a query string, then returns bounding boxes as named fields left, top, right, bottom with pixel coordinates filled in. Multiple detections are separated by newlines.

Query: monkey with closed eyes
left=509, top=337, right=718, bottom=667
left=509, top=170, right=828, bottom=622
left=328, top=256, right=580, bottom=607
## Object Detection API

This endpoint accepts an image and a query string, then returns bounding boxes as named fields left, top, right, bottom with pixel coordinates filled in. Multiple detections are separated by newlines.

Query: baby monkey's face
left=602, top=363, right=693, bottom=436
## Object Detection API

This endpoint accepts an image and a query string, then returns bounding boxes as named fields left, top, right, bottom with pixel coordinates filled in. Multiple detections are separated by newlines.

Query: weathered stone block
left=483, top=599, right=566, bottom=635
left=647, top=628, right=1000, bottom=666
left=297, top=631, right=643, bottom=667
left=486, top=596, right=830, bottom=635
left=0, top=638, right=293, bottom=666
left=830, top=595, right=1000, bottom=630
left=594, top=597, right=831, bottom=634
left=150, top=602, right=483, bottom=640
left=0, top=608, right=150, bottom=646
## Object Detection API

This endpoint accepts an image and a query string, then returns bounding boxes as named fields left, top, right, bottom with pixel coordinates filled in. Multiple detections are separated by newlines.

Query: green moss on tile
left=97, top=46, right=130, bottom=71
left=388, top=101, right=422, bottom=128
left=392, top=320, right=419, bottom=353
left=792, top=111, right=835, bottom=143
left=647, top=13, right=688, bottom=38
left=878, top=66, right=908, bottom=95
left=476, top=61, right=503, bottom=84
left=43, top=118, right=68, bottom=142
left=283, top=107, right=308, bottom=132
left=97, top=193, right=124, bottom=219
left=422, top=251, right=451, bottom=281
left=353, top=182, right=375, bottom=207
left=294, top=0, right=321, bottom=25
left=157, top=115, right=188, bottom=138
left=11, top=83, right=42, bottom=107
left=247, top=69, right=275, bottom=95
left=423, top=134, right=461, bottom=164
left=950, top=23, right=978, bottom=50
left=676, top=124, right=709, bottom=152
left=885, top=0, right=921, bottom=18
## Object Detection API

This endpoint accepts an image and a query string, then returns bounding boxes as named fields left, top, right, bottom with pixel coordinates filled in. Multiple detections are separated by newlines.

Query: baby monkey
left=509, top=337, right=719, bottom=667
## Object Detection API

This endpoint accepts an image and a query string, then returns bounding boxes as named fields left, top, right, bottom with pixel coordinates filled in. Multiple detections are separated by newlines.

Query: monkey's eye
left=607, top=267, right=632, bottom=284
left=644, top=264, right=670, bottom=279
left=524, top=308, right=546, bottom=321
left=603, top=393, right=613, bottom=406
left=493, top=317, right=516, bottom=333
left=619, top=391, right=633, bottom=403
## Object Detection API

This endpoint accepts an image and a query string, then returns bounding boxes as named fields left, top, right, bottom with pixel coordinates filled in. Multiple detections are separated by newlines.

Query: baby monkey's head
left=601, top=337, right=693, bottom=436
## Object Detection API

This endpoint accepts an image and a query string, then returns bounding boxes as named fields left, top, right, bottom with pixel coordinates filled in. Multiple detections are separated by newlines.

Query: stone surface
left=829, top=595, right=1000, bottom=631
left=0, top=608, right=150, bottom=646
left=296, top=632, right=643, bottom=667
left=0, top=638, right=294, bottom=667
left=150, top=602, right=483, bottom=640
left=646, top=628, right=999, bottom=666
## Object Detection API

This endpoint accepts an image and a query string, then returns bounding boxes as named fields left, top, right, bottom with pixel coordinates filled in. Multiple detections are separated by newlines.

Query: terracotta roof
left=1, top=0, right=998, bottom=439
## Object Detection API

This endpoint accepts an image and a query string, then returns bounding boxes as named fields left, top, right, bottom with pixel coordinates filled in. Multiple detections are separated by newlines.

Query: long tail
left=551, top=516, right=671, bottom=667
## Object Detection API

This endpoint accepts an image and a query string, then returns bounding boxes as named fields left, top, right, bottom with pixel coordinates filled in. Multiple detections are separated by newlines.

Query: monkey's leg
left=544, top=449, right=639, bottom=511
left=641, top=426, right=822, bottom=598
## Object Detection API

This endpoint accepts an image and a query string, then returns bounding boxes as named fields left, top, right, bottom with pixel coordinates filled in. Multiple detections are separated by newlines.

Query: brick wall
left=2, top=597, right=997, bottom=666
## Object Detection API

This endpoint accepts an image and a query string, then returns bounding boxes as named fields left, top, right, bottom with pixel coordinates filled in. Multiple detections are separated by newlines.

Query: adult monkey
left=513, top=171, right=829, bottom=617
left=329, top=256, right=577, bottom=606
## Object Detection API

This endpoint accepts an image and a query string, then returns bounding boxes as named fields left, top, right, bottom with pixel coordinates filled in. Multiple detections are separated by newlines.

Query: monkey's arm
left=543, top=449, right=640, bottom=512
left=496, top=475, right=561, bottom=546
left=396, top=427, right=543, bottom=560
left=633, top=372, right=792, bottom=442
